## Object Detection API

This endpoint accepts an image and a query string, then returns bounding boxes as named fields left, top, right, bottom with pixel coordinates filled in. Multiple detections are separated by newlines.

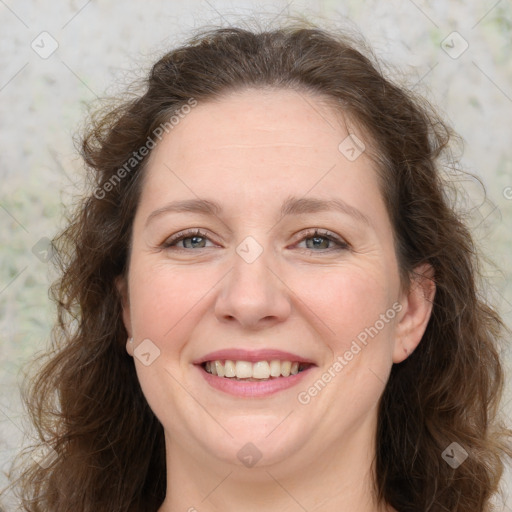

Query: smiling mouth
left=202, top=360, right=313, bottom=381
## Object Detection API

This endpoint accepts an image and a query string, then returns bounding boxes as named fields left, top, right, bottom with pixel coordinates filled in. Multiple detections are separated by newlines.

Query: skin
left=118, top=88, right=435, bottom=512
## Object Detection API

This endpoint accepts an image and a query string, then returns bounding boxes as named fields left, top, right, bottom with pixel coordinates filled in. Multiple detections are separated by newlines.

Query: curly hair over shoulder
left=5, top=20, right=511, bottom=512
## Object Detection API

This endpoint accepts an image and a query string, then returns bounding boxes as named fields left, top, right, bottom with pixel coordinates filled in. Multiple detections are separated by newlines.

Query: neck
left=158, top=414, right=394, bottom=512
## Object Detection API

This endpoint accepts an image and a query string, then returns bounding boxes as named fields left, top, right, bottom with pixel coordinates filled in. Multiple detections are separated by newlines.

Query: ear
left=115, top=275, right=133, bottom=356
left=393, top=263, right=436, bottom=363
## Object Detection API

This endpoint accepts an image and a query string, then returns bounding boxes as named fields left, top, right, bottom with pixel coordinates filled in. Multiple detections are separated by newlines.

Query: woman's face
left=120, top=88, right=432, bottom=476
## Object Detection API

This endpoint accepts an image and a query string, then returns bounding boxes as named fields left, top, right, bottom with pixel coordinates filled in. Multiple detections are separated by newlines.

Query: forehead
left=146, top=88, right=377, bottom=182
left=160, top=88, right=355, bottom=158
left=138, top=88, right=385, bottom=226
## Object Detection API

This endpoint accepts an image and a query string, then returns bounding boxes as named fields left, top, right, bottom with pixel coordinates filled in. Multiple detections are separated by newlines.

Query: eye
left=295, top=229, right=350, bottom=252
left=161, top=228, right=349, bottom=252
left=162, top=229, right=215, bottom=249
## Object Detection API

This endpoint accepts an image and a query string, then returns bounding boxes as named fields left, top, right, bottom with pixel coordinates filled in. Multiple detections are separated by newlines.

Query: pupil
left=308, top=236, right=328, bottom=249
left=185, top=236, right=205, bottom=248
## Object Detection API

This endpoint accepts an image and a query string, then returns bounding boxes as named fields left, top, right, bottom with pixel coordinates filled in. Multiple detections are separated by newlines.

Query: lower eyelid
left=167, top=242, right=345, bottom=250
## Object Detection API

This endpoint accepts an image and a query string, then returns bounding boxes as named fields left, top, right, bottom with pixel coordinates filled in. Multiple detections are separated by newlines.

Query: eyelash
left=161, top=228, right=350, bottom=253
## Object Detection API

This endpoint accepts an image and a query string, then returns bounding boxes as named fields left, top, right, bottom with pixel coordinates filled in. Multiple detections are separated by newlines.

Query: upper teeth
left=205, top=360, right=301, bottom=379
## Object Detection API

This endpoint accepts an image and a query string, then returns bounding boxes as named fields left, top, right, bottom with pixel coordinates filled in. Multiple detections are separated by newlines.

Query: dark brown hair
left=5, top=20, right=511, bottom=512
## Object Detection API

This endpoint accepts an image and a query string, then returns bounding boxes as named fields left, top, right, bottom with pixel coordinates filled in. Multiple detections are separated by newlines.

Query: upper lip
left=193, top=349, right=317, bottom=365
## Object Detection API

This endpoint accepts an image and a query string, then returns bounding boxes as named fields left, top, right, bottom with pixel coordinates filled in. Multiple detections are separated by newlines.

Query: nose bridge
left=232, top=234, right=272, bottom=290
left=214, top=233, right=291, bottom=327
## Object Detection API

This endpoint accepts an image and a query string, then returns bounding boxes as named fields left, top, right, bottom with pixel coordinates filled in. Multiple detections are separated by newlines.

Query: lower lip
left=196, top=364, right=315, bottom=398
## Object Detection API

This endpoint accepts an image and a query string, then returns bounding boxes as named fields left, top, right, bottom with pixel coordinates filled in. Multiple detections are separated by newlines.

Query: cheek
left=127, top=264, right=207, bottom=420
left=128, top=257, right=396, bottom=343
left=128, top=262, right=202, bottom=336
left=299, top=266, right=399, bottom=389
left=297, top=265, right=394, bottom=342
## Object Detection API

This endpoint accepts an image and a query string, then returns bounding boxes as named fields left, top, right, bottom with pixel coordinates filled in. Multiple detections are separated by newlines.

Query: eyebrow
left=145, top=195, right=371, bottom=228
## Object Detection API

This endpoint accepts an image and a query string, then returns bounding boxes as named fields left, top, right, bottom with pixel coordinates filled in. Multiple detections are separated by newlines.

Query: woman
left=7, top=21, right=511, bottom=512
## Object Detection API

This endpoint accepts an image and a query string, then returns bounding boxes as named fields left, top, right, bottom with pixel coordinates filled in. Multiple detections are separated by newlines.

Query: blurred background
left=1, top=0, right=511, bottom=509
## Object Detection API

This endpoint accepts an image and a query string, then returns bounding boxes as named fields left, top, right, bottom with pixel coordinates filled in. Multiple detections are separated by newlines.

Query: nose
left=214, top=239, right=292, bottom=330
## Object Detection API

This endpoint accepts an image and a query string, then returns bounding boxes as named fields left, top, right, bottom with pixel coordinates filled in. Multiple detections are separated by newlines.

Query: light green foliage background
left=1, top=0, right=511, bottom=508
